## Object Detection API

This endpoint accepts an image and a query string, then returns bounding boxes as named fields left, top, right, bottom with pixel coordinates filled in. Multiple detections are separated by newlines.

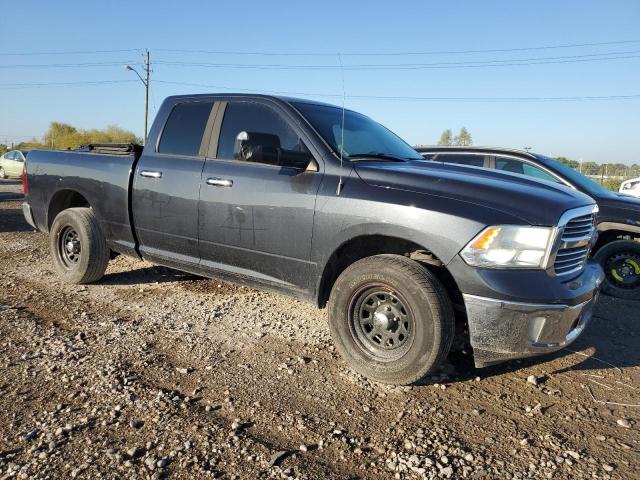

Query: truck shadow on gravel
left=0, top=208, right=34, bottom=233
left=0, top=191, right=24, bottom=202
left=100, top=264, right=201, bottom=286
left=447, top=294, right=640, bottom=381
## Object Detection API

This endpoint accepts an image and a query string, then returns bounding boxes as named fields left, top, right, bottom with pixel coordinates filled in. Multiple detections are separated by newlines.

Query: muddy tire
left=328, top=254, right=455, bottom=385
left=594, top=240, right=640, bottom=301
left=50, top=207, right=109, bottom=284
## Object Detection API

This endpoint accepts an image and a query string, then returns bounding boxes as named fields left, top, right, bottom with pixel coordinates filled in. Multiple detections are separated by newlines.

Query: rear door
left=197, top=99, right=322, bottom=293
left=132, top=100, right=215, bottom=265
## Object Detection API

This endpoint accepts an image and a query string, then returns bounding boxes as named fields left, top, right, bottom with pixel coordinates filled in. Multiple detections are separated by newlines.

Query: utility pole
left=143, top=49, right=150, bottom=145
left=125, top=49, right=150, bottom=145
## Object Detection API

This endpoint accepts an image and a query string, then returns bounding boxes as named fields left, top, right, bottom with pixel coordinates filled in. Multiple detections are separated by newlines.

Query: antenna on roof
left=336, top=52, right=346, bottom=196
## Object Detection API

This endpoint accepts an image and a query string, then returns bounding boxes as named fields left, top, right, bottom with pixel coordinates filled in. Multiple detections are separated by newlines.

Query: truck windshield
left=292, top=102, right=422, bottom=161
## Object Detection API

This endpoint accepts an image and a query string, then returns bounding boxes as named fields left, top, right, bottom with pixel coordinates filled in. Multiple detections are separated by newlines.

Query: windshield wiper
left=348, top=153, right=410, bottom=162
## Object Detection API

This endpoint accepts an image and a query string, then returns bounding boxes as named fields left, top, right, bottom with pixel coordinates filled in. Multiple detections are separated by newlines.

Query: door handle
left=206, top=178, right=233, bottom=187
left=140, top=170, right=162, bottom=179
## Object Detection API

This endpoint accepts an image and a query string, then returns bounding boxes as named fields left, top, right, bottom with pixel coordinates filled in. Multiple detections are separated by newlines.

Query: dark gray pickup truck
left=22, top=94, right=603, bottom=385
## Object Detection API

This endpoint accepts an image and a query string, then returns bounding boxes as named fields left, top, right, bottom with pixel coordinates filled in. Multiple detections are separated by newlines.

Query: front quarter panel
left=310, top=173, right=521, bottom=270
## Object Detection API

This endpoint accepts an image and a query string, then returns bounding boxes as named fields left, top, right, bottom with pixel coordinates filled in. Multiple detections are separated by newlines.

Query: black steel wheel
left=50, top=207, right=109, bottom=284
left=349, top=286, right=414, bottom=361
left=58, top=225, right=82, bottom=268
left=328, top=254, right=455, bottom=385
left=594, top=240, right=640, bottom=301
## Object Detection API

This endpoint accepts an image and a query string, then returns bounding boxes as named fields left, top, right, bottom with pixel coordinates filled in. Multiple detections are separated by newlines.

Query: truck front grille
left=553, top=210, right=597, bottom=277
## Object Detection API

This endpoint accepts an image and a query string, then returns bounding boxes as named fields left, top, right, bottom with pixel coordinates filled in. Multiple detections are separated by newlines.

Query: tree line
left=1, top=122, right=140, bottom=155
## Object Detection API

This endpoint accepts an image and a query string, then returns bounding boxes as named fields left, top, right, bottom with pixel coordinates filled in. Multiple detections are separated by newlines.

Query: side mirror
left=234, top=131, right=312, bottom=170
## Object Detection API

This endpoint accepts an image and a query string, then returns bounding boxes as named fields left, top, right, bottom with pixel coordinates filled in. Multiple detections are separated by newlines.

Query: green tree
left=0, top=144, right=8, bottom=156
left=554, top=156, right=579, bottom=169
left=35, top=122, right=141, bottom=150
left=453, top=127, right=472, bottom=146
left=437, top=129, right=453, bottom=146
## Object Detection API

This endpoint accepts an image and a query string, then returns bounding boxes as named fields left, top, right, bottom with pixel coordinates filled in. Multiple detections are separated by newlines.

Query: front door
left=198, top=100, right=323, bottom=293
left=132, top=100, right=214, bottom=265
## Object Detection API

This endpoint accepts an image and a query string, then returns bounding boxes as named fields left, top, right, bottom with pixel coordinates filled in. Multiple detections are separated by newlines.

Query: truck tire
left=328, top=254, right=455, bottom=385
left=594, top=240, right=640, bottom=301
left=50, top=207, right=110, bottom=284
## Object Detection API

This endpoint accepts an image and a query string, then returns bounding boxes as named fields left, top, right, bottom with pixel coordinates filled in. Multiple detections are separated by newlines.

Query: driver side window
left=216, top=101, right=309, bottom=164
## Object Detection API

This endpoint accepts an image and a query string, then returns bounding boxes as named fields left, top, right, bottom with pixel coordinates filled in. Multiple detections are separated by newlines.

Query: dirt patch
left=0, top=180, right=638, bottom=479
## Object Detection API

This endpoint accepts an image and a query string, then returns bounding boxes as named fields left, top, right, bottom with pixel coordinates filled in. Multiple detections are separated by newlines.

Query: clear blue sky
left=1, top=0, right=639, bottom=164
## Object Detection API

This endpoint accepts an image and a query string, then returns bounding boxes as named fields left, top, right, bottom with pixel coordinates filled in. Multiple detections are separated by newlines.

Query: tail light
left=22, top=162, right=28, bottom=194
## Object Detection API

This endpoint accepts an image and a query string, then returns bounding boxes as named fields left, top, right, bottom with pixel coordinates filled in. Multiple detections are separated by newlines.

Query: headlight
left=460, top=225, right=554, bottom=268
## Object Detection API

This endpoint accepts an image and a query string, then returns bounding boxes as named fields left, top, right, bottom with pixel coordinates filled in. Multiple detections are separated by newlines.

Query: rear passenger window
left=437, top=154, right=486, bottom=167
left=158, top=101, right=213, bottom=156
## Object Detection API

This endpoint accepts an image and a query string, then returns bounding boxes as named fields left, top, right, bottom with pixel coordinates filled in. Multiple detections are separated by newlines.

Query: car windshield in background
left=536, top=154, right=614, bottom=197
left=292, top=102, right=422, bottom=161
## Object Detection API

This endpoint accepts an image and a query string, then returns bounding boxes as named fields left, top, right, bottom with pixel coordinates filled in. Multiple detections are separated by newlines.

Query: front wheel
left=0, top=168, right=6, bottom=179
left=594, top=240, right=640, bottom=300
left=50, top=207, right=110, bottom=284
left=328, top=254, right=455, bottom=385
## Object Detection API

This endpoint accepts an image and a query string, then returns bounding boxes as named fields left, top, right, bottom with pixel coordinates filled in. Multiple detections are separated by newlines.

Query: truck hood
left=354, top=160, right=595, bottom=226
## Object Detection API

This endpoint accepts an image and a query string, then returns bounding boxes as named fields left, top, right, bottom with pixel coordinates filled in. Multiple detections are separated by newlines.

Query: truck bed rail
left=75, top=143, right=142, bottom=156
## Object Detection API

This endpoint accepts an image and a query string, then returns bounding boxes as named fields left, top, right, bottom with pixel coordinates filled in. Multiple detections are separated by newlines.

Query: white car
left=619, top=178, right=640, bottom=198
left=0, top=150, right=28, bottom=179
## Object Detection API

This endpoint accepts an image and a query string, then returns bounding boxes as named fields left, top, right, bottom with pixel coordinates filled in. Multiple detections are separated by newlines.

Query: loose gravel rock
left=0, top=180, right=638, bottom=479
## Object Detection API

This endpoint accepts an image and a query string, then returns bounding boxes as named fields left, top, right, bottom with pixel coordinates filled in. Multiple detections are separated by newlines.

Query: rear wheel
left=50, top=207, right=110, bottom=284
left=0, top=167, right=6, bottom=179
left=594, top=240, right=640, bottom=300
left=328, top=254, right=455, bottom=385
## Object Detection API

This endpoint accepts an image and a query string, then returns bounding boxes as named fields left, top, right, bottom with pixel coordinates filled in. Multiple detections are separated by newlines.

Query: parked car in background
left=620, top=177, right=640, bottom=198
left=0, top=150, right=29, bottom=179
left=417, top=146, right=640, bottom=300
left=20, top=94, right=603, bottom=385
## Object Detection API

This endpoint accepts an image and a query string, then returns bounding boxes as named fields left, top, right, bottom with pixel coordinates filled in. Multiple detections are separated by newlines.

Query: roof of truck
left=414, top=145, right=538, bottom=160
left=164, top=92, right=341, bottom=109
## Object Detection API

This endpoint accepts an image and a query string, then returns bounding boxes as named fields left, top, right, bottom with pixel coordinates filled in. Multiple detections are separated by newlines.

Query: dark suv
left=417, top=146, right=640, bottom=300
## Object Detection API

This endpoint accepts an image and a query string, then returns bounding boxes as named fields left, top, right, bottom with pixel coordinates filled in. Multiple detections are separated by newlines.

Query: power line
left=153, top=50, right=640, bottom=70
left=0, top=61, right=139, bottom=69
left=0, top=48, right=141, bottom=56
left=154, top=80, right=640, bottom=102
left=2, top=40, right=638, bottom=57
left=0, top=80, right=139, bottom=89
left=154, top=39, right=640, bottom=56
left=2, top=49, right=638, bottom=71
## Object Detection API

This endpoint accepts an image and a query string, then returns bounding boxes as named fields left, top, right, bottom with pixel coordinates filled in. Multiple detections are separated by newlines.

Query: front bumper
left=464, top=292, right=598, bottom=367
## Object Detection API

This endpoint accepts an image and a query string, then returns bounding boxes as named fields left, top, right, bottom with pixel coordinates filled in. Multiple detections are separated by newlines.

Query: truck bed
left=25, top=145, right=142, bottom=258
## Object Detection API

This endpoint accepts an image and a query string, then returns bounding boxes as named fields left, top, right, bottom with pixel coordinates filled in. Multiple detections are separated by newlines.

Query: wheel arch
left=315, top=234, right=463, bottom=310
left=594, top=224, right=640, bottom=252
left=47, top=189, right=91, bottom=230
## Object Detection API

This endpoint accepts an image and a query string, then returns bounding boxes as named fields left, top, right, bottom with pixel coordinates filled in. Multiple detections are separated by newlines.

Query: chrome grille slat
left=553, top=209, right=596, bottom=277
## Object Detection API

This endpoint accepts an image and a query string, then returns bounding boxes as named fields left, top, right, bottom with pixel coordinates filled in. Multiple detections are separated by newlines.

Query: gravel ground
left=0, top=179, right=638, bottom=479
